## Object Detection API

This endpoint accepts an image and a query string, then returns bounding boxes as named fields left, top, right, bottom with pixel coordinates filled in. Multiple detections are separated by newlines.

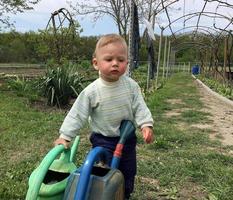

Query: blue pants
left=90, top=132, right=137, bottom=199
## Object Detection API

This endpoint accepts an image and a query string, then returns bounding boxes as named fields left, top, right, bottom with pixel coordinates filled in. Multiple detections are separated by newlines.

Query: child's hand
left=54, top=138, right=70, bottom=149
left=141, top=127, right=154, bottom=144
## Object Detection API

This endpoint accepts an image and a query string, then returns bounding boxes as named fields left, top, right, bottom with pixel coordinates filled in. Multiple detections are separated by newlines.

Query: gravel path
left=194, top=79, right=233, bottom=146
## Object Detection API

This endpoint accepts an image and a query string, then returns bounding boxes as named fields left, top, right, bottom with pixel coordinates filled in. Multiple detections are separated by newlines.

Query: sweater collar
left=99, top=76, right=121, bottom=86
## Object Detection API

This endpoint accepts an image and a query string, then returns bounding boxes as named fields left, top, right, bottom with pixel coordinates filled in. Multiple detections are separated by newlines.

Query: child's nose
left=112, top=60, right=119, bottom=67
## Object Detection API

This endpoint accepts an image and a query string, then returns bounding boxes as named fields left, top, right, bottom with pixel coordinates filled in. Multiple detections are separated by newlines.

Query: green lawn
left=0, top=73, right=233, bottom=200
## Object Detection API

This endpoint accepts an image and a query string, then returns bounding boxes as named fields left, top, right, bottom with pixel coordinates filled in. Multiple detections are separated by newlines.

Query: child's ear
left=92, top=58, right=99, bottom=70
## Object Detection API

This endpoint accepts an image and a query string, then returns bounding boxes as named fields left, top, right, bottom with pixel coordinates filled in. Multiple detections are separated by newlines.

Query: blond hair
left=93, top=34, right=127, bottom=58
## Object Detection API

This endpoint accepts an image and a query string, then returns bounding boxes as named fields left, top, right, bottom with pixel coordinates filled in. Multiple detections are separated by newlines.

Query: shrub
left=7, top=76, right=40, bottom=102
left=40, top=62, right=84, bottom=107
left=79, top=60, right=92, bottom=69
left=199, top=75, right=233, bottom=100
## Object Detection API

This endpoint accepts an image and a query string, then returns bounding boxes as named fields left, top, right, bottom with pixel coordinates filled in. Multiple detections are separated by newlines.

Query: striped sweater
left=59, top=75, right=153, bottom=141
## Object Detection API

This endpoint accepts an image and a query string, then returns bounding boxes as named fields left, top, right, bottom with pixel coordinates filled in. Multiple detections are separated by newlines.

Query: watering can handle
left=111, top=120, right=135, bottom=168
left=70, top=136, right=80, bottom=162
left=25, top=136, right=80, bottom=200
left=74, top=146, right=109, bottom=200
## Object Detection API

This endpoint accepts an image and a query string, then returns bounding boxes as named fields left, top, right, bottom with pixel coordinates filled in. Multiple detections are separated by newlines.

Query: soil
left=160, top=79, right=233, bottom=199
left=0, top=67, right=45, bottom=78
left=194, top=80, right=233, bottom=146
left=165, top=80, right=233, bottom=147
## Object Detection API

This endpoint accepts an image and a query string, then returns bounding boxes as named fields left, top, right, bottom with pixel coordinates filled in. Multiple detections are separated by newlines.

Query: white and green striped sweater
left=59, top=75, right=153, bottom=141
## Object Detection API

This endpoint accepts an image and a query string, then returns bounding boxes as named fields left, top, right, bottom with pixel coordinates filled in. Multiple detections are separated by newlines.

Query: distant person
left=54, top=33, right=154, bottom=199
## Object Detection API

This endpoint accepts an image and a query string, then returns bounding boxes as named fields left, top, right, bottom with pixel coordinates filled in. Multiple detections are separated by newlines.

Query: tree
left=136, top=0, right=171, bottom=28
left=0, top=0, right=40, bottom=30
left=69, top=0, right=177, bottom=39
left=70, top=0, right=130, bottom=39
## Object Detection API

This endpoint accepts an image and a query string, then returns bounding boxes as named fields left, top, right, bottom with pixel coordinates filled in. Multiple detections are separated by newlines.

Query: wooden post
left=146, top=61, right=150, bottom=90
left=162, top=36, right=167, bottom=80
left=189, top=62, right=191, bottom=74
left=127, top=0, right=134, bottom=77
left=224, top=37, right=227, bottom=74
left=166, top=40, right=171, bottom=79
left=156, top=27, right=164, bottom=88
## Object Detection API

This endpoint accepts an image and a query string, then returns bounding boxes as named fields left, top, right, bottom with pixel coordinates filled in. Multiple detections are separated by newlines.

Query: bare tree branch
left=0, top=0, right=41, bottom=29
left=193, top=0, right=208, bottom=38
left=204, top=0, right=233, bottom=7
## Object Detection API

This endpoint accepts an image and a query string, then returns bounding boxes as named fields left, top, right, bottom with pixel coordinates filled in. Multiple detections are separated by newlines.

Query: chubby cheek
left=97, top=61, right=108, bottom=70
left=119, top=64, right=127, bottom=74
left=98, top=65, right=111, bottom=75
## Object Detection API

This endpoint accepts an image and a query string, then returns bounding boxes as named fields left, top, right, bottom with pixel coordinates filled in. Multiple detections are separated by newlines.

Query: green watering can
left=26, top=136, right=80, bottom=200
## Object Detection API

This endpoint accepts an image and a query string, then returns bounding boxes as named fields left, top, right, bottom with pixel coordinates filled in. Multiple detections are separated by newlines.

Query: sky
left=7, top=0, right=118, bottom=36
left=5, top=0, right=233, bottom=36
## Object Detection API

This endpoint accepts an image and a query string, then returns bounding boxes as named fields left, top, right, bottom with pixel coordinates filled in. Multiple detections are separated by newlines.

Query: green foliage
left=78, top=60, right=92, bottom=69
left=199, top=75, right=233, bottom=100
left=7, top=76, right=40, bottom=102
left=40, top=22, right=82, bottom=63
left=1, top=73, right=233, bottom=199
left=0, top=26, right=83, bottom=63
left=76, top=36, right=98, bottom=60
left=7, top=76, right=29, bottom=92
left=40, top=61, right=84, bottom=107
left=134, top=73, right=233, bottom=199
left=1, top=31, right=227, bottom=65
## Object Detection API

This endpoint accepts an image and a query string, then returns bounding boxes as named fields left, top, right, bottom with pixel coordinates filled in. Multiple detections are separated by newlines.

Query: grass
left=0, top=72, right=233, bottom=199
left=133, top=73, right=233, bottom=200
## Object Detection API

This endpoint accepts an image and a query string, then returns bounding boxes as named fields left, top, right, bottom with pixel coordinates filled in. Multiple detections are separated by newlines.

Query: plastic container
left=63, top=166, right=124, bottom=200
left=63, top=120, right=135, bottom=200
left=192, top=65, right=200, bottom=75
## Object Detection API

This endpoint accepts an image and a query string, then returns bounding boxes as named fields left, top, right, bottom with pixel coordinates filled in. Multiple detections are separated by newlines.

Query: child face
left=93, top=41, right=128, bottom=82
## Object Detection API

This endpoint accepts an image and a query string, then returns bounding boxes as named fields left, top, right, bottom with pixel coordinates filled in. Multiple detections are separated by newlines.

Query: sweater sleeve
left=132, top=83, right=154, bottom=128
left=59, top=89, right=91, bottom=141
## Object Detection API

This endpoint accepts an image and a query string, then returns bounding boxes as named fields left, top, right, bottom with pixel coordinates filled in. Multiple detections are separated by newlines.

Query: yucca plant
left=40, top=62, right=84, bottom=107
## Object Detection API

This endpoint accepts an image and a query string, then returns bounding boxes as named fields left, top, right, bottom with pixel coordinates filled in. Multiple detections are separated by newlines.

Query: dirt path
left=194, top=80, right=233, bottom=146
left=0, top=67, right=45, bottom=78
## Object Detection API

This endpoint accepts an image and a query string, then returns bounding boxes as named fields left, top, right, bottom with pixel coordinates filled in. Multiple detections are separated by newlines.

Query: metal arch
left=169, top=42, right=212, bottom=68
left=171, top=42, right=212, bottom=51
left=153, top=0, right=179, bottom=14
left=44, top=8, right=76, bottom=62
left=46, top=8, right=75, bottom=33
left=192, top=1, right=208, bottom=38
left=214, top=20, right=233, bottom=39
left=204, top=0, right=233, bottom=8
left=173, top=28, right=215, bottom=38
left=151, top=0, right=232, bottom=39
left=162, top=11, right=232, bottom=40
left=159, top=0, right=177, bottom=36
left=170, top=32, right=216, bottom=48
left=172, top=25, right=220, bottom=36
left=171, top=46, right=211, bottom=56
left=169, top=26, right=220, bottom=46
left=164, top=11, right=232, bottom=30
